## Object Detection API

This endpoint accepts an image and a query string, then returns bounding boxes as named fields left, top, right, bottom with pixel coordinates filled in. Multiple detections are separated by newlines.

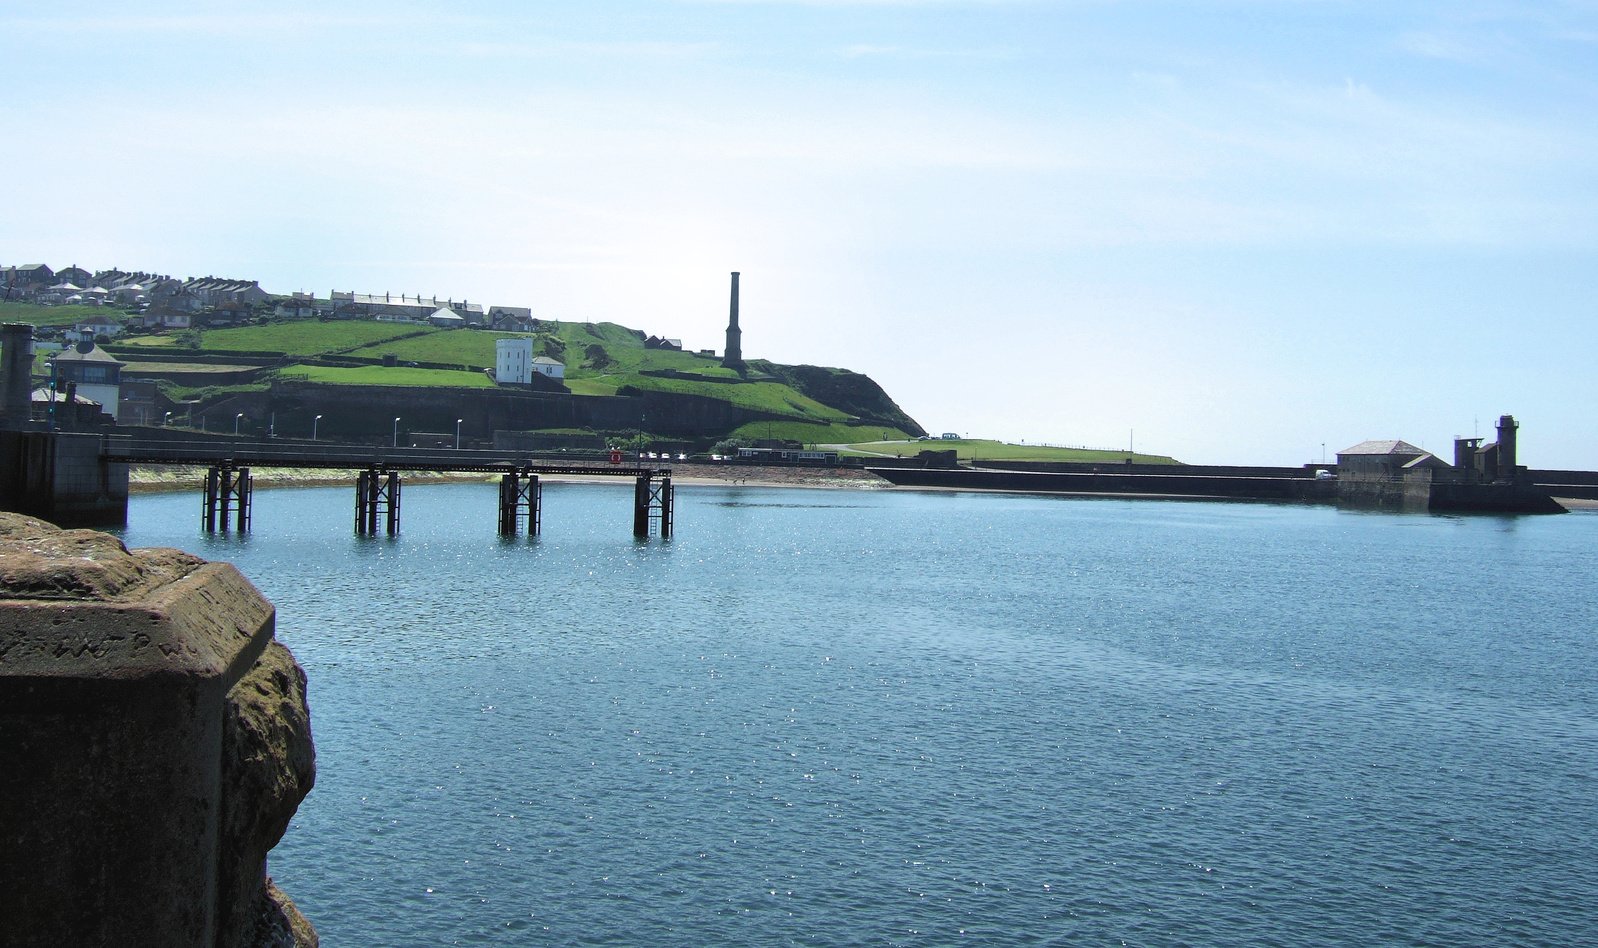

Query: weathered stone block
left=0, top=513, right=316, bottom=947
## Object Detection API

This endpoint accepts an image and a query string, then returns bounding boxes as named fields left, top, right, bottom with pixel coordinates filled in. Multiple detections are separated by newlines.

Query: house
left=274, top=294, right=322, bottom=319
left=182, top=276, right=270, bottom=307
left=428, top=307, right=466, bottom=328
left=117, top=378, right=163, bottom=427
left=199, top=304, right=253, bottom=326
left=1334, top=440, right=1433, bottom=479
left=3, top=264, right=55, bottom=297
left=67, top=314, right=125, bottom=343
left=532, top=356, right=565, bottom=380
left=488, top=306, right=532, bottom=330
left=644, top=335, right=683, bottom=351
left=55, top=265, right=92, bottom=286
left=332, top=291, right=482, bottom=324
left=48, top=341, right=125, bottom=421
left=146, top=281, right=205, bottom=312
left=491, top=310, right=538, bottom=333
left=140, top=303, right=193, bottom=330
left=110, top=283, right=149, bottom=303
left=38, top=282, right=83, bottom=305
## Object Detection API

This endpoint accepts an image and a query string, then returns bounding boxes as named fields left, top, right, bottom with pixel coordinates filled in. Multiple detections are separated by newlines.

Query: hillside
left=71, top=311, right=925, bottom=442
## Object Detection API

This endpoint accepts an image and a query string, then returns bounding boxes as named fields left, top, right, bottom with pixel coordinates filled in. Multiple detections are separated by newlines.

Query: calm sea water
left=118, top=483, right=1598, bottom=946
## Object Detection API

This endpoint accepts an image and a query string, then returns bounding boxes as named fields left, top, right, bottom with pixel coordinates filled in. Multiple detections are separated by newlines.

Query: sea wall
left=869, top=466, right=1337, bottom=502
left=193, top=380, right=776, bottom=443
left=0, top=513, right=317, bottom=947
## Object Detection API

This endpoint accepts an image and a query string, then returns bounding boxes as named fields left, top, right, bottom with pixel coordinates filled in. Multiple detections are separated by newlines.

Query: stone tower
left=721, top=272, right=744, bottom=372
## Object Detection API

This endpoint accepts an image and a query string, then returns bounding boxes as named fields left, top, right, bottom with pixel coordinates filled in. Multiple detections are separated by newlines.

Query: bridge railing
left=100, top=436, right=661, bottom=475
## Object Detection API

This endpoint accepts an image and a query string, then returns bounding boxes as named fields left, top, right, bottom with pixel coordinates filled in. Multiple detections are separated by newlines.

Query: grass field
left=838, top=439, right=1180, bottom=464
left=283, top=365, right=497, bottom=388
left=342, top=320, right=736, bottom=378
left=731, top=421, right=915, bottom=444
left=120, top=362, right=262, bottom=374
left=200, top=321, right=425, bottom=355
left=0, top=301, right=130, bottom=328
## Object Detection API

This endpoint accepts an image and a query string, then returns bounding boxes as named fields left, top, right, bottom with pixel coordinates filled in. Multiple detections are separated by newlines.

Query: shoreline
left=128, top=462, right=890, bottom=495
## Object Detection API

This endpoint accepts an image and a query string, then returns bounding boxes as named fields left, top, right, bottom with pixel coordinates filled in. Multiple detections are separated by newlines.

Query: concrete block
left=0, top=513, right=316, bottom=947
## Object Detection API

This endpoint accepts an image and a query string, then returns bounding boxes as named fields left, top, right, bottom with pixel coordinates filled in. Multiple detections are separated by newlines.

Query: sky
left=4, top=0, right=1596, bottom=467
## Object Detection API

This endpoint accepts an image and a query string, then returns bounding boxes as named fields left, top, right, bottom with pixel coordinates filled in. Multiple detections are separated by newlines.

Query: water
left=118, top=483, right=1598, bottom=945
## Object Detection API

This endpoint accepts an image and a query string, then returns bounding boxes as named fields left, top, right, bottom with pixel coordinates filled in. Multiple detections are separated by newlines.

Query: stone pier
left=0, top=513, right=318, bottom=947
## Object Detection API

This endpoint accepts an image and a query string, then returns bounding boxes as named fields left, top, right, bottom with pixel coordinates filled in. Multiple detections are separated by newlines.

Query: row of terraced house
left=4, top=262, right=547, bottom=334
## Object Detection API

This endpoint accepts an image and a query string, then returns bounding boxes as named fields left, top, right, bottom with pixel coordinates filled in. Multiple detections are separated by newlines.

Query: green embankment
left=841, top=439, right=1180, bottom=464
left=6, top=302, right=923, bottom=443
left=340, top=321, right=859, bottom=425
left=0, top=301, right=123, bottom=328
left=283, top=365, right=496, bottom=388
left=199, top=321, right=423, bottom=355
left=732, top=421, right=914, bottom=444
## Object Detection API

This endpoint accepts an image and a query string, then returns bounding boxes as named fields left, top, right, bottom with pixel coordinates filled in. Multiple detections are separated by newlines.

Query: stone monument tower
left=721, top=271, right=744, bottom=372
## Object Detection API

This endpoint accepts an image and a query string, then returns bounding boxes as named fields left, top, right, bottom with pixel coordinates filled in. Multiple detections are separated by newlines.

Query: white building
left=68, top=314, right=125, bottom=343
left=532, top=356, right=564, bottom=380
left=49, top=342, right=124, bottom=421
left=495, top=337, right=533, bottom=384
left=495, top=337, right=564, bottom=384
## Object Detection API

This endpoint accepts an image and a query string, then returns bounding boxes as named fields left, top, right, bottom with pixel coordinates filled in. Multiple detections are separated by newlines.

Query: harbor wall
left=193, top=381, right=778, bottom=442
left=869, top=466, right=1337, bottom=502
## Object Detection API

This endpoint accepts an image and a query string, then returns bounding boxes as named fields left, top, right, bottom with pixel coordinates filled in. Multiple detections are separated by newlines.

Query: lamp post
left=46, top=358, right=57, bottom=431
left=235, top=413, right=244, bottom=435
left=455, top=418, right=463, bottom=450
left=393, top=417, right=401, bottom=448
left=313, top=414, right=323, bottom=441
left=164, top=411, right=172, bottom=427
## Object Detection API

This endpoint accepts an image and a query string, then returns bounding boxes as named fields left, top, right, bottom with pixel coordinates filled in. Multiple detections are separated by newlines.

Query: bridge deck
left=101, top=437, right=671, bottom=477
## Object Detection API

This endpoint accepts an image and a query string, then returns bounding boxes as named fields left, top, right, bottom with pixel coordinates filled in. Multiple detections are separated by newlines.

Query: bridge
left=100, top=437, right=675, bottom=538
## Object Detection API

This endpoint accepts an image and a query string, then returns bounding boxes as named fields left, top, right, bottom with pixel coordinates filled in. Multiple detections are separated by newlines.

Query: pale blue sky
left=5, top=1, right=1596, bottom=465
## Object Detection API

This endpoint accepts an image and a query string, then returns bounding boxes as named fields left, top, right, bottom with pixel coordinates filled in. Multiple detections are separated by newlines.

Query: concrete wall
left=0, top=513, right=317, bottom=947
left=198, top=380, right=777, bottom=443
left=870, top=467, right=1338, bottom=502
left=0, top=430, right=129, bottom=527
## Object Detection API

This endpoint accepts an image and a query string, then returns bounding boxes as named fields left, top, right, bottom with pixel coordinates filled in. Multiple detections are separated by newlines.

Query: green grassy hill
left=840, top=439, right=1179, bottom=465
left=1, top=301, right=132, bottom=328
left=5, top=302, right=1183, bottom=460
left=0, top=303, right=922, bottom=442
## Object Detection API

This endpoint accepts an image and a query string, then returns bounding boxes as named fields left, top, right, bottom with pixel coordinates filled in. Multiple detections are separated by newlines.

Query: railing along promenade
left=102, top=437, right=674, bottom=538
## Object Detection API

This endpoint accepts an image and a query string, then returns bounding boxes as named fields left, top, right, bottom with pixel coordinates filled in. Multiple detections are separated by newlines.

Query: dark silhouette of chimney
left=721, top=272, right=744, bottom=371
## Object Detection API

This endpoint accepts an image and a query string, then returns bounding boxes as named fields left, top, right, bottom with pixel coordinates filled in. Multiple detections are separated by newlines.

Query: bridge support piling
left=660, top=476, right=673, bottom=539
left=355, top=468, right=401, bottom=536
left=204, top=468, right=219, bottom=532
left=201, top=465, right=251, bottom=532
left=498, top=472, right=542, bottom=536
left=633, top=473, right=673, bottom=539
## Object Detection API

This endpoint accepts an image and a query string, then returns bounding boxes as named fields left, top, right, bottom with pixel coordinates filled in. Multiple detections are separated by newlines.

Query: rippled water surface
left=120, top=483, right=1598, bottom=945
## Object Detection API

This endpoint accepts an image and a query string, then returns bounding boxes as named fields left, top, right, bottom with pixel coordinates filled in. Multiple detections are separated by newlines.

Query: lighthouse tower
left=721, top=272, right=744, bottom=372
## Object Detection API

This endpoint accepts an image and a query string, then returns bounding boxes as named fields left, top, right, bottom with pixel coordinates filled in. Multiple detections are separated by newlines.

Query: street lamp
left=45, top=358, right=57, bottom=431
left=393, top=417, right=401, bottom=448
left=235, top=413, right=244, bottom=435
left=313, top=414, right=323, bottom=441
left=164, top=411, right=172, bottom=427
left=455, top=418, right=463, bottom=450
